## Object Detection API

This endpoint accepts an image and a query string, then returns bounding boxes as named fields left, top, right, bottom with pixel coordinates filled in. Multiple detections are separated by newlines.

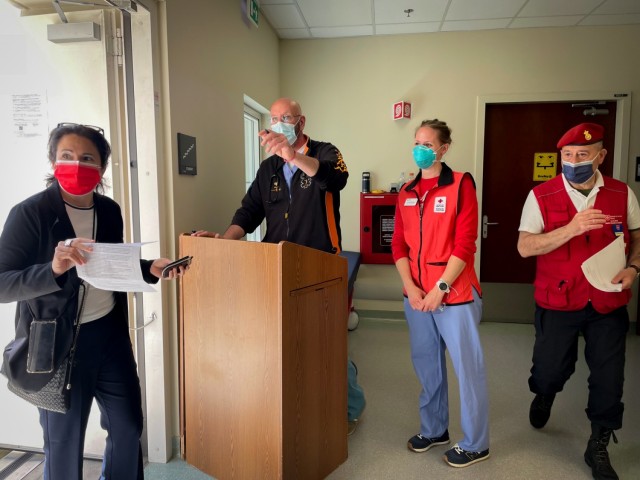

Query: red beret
left=556, top=123, right=604, bottom=149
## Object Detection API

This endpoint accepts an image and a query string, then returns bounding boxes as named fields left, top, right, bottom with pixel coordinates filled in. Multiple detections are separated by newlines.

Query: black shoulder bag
left=6, top=283, right=88, bottom=414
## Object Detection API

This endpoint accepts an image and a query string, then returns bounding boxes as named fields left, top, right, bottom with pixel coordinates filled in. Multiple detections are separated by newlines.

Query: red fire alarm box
left=360, top=192, right=398, bottom=264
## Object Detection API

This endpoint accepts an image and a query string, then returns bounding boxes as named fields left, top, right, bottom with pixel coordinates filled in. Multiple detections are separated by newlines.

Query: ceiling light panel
left=519, top=0, right=603, bottom=17
left=297, top=0, right=372, bottom=27
left=261, top=4, right=307, bottom=29
left=593, top=0, right=640, bottom=15
left=446, top=0, right=527, bottom=21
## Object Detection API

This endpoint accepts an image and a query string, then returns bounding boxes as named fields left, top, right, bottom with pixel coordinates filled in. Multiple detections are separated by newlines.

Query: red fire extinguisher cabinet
left=360, top=192, right=398, bottom=264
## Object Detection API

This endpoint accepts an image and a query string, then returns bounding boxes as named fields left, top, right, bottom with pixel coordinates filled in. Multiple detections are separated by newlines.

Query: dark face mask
left=561, top=156, right=597, bottom=184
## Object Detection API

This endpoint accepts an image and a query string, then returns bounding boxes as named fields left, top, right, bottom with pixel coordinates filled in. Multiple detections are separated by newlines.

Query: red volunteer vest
left=397, top=170, right=481, bottom=305
left=533, top=175, right=630, bottom=313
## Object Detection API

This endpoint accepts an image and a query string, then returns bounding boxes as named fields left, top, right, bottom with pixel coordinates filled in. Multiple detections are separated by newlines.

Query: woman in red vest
left=392, top=119, right=489, bottom=468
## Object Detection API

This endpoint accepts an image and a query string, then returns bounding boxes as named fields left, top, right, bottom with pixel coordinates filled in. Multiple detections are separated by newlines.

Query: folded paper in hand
left=581, top=235, right=625, bottom=292
left=76, top=242, right=155, bottom=292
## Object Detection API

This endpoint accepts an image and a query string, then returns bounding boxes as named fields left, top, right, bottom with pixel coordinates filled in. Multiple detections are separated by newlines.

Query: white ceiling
left=259, top=0, right=640, bottom=39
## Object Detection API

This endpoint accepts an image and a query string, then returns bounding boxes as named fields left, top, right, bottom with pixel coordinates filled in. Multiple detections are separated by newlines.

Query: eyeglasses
left=56, top=122, right=105, bottom=136
left=269, top=114, right=300, bottom=125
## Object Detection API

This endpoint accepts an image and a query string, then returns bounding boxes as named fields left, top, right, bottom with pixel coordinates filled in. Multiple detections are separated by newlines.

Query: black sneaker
left=407, top=430, right=450, bottom=452
left=443, top=443, right=490, bottom=468
left=584, top=426, right=619, bottom=480
left=529, top=393, right=555, bottom=429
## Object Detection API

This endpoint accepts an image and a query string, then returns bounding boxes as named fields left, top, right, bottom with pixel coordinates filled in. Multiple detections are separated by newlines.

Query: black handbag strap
left=64, top=282, right=88, bottom=391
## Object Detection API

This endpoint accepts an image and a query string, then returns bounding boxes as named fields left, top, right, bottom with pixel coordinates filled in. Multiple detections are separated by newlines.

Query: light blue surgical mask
left=412, top=145, right=439, bottom=169
left=562, top=157, right=597, bottom=184
left=271, top=121, right=299, bottom=145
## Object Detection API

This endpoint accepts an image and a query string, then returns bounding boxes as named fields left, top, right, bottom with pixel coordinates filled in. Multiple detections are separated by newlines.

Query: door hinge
left=111, top=28, right=123, bottom=66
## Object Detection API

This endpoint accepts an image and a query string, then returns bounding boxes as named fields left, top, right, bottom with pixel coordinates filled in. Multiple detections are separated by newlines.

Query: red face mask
left=54, top=161, right=102, bottom=196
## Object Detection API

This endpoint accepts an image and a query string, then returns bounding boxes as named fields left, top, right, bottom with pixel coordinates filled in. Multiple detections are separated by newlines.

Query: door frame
left=474, top=91, right=632, bottom=274
left=117, top=0, right=175, bottom=463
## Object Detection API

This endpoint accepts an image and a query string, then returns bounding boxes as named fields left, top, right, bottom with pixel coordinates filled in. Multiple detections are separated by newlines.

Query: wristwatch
left=436, top=279, right=450, bottom=294
left=627, top=264, right=640, bottom=278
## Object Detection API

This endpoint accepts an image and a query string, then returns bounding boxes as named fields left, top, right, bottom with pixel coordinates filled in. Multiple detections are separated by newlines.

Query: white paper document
left=581, top=235, right=625, bottom=292
left=76, top=242, right=155, bottom=292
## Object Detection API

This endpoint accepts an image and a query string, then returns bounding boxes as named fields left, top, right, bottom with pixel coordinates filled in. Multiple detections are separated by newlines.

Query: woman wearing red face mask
left=0, top=123, right=186, bottom=480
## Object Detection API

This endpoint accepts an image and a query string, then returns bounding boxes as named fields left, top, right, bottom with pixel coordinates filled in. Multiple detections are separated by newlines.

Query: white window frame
left=243, top=102, right=265, bottom=242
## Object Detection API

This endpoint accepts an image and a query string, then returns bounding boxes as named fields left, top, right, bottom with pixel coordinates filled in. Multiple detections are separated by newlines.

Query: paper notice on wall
left=12, top=92, right=47, bottom=138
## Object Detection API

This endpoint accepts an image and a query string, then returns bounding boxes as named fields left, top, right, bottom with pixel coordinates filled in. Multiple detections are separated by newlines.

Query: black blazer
left=0, top=182, right=157, bottom=392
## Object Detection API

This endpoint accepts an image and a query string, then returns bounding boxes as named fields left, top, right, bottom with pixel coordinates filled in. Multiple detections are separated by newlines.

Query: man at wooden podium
left=193, top=97, right=366, bottom=435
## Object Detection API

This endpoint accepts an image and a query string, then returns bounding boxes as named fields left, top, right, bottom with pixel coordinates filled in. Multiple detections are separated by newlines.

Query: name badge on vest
left=434, top=196, right=446, bottom=213
left=611, top=223, right=623, bottom=237
left=404, top=198, right=418, bottom=207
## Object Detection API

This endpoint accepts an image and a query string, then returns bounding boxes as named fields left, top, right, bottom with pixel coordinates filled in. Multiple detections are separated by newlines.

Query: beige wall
left=165, top=0, right=280, bottom=238
left=277, top=25, right=640, bottom=317
left=162, top=0, right=280, bottom=450
left=279, top=26, right=640, bottom=252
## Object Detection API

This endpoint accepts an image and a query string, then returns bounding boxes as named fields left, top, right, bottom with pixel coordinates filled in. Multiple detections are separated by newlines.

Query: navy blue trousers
left=39, top=310, right=144, bottom=480
left=528, top=303, right=629, bottom=429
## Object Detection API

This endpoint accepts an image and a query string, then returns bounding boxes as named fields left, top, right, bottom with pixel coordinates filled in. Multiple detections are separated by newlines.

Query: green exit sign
left=247, top=0, right=259, bottom=28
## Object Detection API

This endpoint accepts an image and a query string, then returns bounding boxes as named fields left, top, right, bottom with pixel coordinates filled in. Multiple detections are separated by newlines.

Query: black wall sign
left=178, top=133, right=197, bottom=175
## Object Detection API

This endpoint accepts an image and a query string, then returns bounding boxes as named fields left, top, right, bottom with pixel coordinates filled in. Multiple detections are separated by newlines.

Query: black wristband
left=627, top=264, right=640, bottom=277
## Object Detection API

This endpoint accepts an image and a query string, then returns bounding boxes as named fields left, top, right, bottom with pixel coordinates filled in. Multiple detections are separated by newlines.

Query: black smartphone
left=162, top=255, right=193, bottom=278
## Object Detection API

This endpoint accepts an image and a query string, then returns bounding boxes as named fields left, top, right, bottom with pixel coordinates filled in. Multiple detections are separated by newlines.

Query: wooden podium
left=178, top=235, right=348, bottom=480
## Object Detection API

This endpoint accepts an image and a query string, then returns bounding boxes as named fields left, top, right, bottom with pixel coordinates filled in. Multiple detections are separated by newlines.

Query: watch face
left=438, top=281, right=448, bottom=291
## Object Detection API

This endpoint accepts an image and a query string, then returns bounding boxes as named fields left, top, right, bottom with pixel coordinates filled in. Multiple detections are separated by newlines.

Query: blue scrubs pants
left=347, top=357, right=366, bottom=421
left=39, top=310, right=144, bottom=480
left=404, top=287, right=489, bottom=452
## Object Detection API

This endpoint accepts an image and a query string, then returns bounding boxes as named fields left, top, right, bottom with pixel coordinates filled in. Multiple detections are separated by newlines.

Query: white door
left=0, top=4, right=116, bottom=456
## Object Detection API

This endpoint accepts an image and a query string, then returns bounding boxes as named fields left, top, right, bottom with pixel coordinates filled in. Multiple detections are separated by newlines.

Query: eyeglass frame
left=56, top=122, right=105, bottom=136
left=269, top=114, right=301, bottom=125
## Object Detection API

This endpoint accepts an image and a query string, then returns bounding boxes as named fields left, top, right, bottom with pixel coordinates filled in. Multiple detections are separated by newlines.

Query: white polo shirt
left=518, top=170, right=640, bottom=234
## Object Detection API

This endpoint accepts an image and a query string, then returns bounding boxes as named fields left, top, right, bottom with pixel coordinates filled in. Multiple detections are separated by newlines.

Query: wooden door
left=480, top=101, right=617, bottom=283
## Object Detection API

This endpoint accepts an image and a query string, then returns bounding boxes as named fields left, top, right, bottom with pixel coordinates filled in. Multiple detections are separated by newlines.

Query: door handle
left=482, top=215, right=499, bottom=239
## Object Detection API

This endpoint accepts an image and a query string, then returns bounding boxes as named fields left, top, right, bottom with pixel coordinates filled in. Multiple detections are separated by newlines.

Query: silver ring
left=64, top=239, right=73, bottom=247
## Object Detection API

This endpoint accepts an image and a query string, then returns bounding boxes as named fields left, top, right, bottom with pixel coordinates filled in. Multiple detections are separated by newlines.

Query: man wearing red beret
left=517, top=122, right=640, bottom=480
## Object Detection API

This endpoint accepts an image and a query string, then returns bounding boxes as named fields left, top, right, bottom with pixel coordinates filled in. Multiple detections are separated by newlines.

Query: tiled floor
left=143, top=317, right=640, bottom=480
left=0, top=451, right=207, bottom=480
left=145, top=458, right=212, bottom=480
left=3, top=317, right=639, bottom=480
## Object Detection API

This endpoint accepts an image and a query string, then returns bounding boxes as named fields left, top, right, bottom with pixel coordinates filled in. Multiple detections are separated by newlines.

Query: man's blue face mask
left=561, top=155, right=598, bottom=184
left=271, top=120, right=299, bottom=145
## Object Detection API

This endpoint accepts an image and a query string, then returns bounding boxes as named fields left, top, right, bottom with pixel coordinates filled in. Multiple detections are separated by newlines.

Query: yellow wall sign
left=533, top=152, right=557, bottom=181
